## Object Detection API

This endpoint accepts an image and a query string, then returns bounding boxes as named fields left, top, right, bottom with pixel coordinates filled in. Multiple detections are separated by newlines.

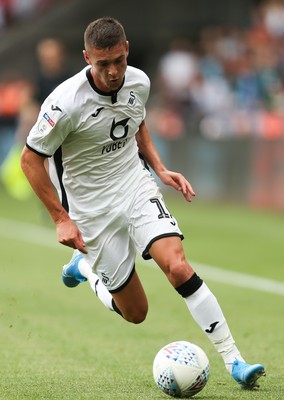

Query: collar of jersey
left=86, top=67, right=124, bottom=104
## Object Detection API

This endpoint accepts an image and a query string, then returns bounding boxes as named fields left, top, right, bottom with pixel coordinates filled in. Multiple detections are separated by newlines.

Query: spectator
left=0, top=72, right=31, bottom=165
left=1, top=37, right=71, bottom=199
left=147, top=38, right=198, bottom=166
left=35, top=37, right=72, bottom=104
left=155, top=37, right=198, bottom=115
left=262, top=0, right=284, bottom=38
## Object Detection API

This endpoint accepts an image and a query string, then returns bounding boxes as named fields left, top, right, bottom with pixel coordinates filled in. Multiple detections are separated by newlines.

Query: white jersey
left=27, top=65, right=151, bottom=219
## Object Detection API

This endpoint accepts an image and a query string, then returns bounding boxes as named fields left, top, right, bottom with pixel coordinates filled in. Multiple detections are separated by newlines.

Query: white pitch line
left=1, top=217, right=284, bottom=296
left=138, top=258, right=284, bottom=296
left=0, top=217, right=62, bottom=250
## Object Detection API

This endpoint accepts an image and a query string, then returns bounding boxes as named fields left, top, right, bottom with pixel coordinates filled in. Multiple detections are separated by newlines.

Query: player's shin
left=176, top=275, right=244, bottom=372
left=88, top=276, right=114, bottom=311
left=79, top=258, right=122, bottom=316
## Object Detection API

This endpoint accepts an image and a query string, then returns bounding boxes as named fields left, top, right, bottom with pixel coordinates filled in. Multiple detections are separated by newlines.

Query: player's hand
left=158, top=170, right=196, bottom=202
left=56, top=219, right=88, bottom=253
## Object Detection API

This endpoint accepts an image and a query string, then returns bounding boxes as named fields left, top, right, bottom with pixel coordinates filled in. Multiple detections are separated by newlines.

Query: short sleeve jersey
left=27, top=65, right=151, bottom=218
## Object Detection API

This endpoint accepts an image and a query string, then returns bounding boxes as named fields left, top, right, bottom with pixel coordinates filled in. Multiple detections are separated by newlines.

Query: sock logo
left=205, top=321, right=219, bottom=334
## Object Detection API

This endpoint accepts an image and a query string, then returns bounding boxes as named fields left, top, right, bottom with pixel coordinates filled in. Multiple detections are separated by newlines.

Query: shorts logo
left=43, top=112, right=55, bottom=127
left=101, top=273, right=111, bottom=287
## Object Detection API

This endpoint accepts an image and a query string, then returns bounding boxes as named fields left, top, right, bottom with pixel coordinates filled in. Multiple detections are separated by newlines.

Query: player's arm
left=21, top=146, right=87, bottom=253
left=136, top=120, right=195, bottom=202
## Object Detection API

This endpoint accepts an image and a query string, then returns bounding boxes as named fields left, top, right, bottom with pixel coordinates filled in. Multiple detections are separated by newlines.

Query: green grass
left=0, top=186, right=283, bottom=399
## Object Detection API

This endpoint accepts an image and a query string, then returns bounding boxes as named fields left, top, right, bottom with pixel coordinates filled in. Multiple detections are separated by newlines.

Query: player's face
left=83, top=41, right=129, bottom=92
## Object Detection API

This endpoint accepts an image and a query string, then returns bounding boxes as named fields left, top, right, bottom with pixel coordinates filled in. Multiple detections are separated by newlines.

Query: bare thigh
left=111, top=270, right=148, bottom=324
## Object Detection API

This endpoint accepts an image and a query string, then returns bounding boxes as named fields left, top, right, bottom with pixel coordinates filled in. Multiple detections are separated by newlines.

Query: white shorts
left=77, top=175, right=183, bottom=292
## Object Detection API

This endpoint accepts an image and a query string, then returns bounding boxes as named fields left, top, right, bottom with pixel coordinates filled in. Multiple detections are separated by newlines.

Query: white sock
left=88, top=274, right=114, bottom=311
left=76, top=255, right=114, bottom=311
left=183, top=282, right=244, bottom=372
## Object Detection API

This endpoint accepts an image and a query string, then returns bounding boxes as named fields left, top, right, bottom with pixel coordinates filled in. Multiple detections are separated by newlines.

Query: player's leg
left=62, top=250, right=115, bottom=311
left=149, top=236, right=241, bottom=363
left=62, top=205, right=149, bottom=324
left=110, top=270, right=148, bottom=324
left=149, top=236, right=265, bottom=389
left=62, top=250, right=148, bottom=323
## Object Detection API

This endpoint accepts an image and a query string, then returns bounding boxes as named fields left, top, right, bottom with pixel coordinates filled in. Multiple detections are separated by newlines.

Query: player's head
left=84, top=17, right=127, bottom=51
left=83, top=17, right=129, bottom=93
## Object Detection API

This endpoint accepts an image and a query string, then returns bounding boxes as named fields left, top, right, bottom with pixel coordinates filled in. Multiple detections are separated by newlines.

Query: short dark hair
left=84, top=17, right=126, bottom=50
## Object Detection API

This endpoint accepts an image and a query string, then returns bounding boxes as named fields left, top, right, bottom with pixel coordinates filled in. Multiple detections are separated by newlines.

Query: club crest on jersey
left=127, top=90, right=136, bottom=108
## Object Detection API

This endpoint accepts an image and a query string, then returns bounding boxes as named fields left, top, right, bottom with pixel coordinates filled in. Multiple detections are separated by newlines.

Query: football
left=153, top=341, right=210, bottom=398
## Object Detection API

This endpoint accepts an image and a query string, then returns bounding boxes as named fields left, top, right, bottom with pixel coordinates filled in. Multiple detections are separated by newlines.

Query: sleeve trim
left=26, top=143, right=52, bottom=158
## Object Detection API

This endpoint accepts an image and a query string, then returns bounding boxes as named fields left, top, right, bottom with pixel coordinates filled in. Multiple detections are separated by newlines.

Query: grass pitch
left=0, top=187, right=283, bottom=399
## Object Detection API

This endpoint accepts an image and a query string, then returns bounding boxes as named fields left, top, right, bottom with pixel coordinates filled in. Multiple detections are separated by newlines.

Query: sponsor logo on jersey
left=100, top=117, right=131, bottom=154
left=101, top=138, right=128, bottom=154
left=127, top=90, right=136, bottom=107
left=43, top=112, right=55, bottom=127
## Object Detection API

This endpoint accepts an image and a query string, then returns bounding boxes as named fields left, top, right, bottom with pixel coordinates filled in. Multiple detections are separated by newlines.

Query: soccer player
left=21, top=17, right=265, bottom=390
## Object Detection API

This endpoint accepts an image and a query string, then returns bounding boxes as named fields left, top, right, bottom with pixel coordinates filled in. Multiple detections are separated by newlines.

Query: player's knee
left=167, top=259, right=193, bottom=287
left=124, top=304, right=148, bottom=324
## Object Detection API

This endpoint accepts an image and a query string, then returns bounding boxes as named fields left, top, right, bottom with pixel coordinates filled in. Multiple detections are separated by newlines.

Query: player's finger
left=178, top=179, right=195, bottom=200
left=77, top=243, right=88, bottom=254
left=74, top=234, right=88, bottom=253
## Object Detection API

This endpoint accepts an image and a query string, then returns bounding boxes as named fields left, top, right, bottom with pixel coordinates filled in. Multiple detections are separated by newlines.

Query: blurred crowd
left=0, top=0, right=55, bottom=33
left=148, top=0, right=284, bottom=141
left=0, top=37, right=71, bottom=199
left=0, top=0, right=66, bottom=170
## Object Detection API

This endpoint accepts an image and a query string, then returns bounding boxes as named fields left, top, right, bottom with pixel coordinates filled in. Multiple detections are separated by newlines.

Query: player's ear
left=125, top=41, right=129, bottom=57
left=83, top=49, right=91, bottom=65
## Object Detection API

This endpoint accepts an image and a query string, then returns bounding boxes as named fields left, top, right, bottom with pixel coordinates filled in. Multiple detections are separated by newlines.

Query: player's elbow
left=20, top=146, right=29, bottom=174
